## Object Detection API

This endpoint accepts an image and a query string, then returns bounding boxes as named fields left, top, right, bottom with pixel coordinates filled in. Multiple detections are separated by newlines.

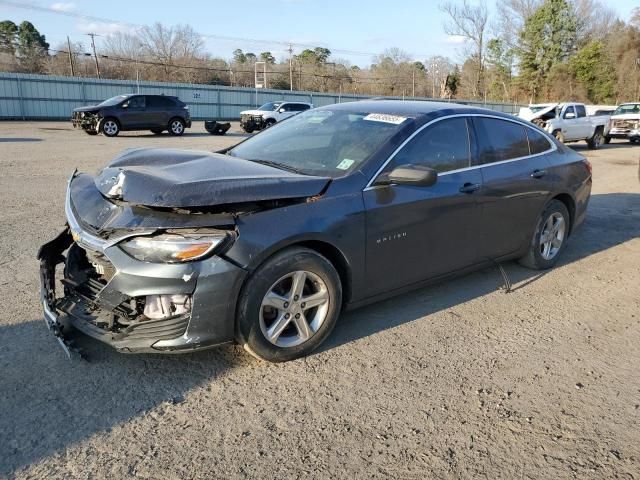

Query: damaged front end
left=38, top=171, right=248, bottom=357
left=71, top=110, right=100, bottom=133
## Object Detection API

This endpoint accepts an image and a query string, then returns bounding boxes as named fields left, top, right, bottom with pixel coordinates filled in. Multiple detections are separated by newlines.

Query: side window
left=526, top=128, right=552, bottom=155
left=473, top=117, right=530, bottom=164
left=148, top=96, right=173, bottom=108
left=299, top=104, right=311, bottom=111
left=129, top=96, right=145, bottom=109
left=563, top=105, right=576, bottom=118
left=387, top=118, right=471, bottom=173
left=280, top=104, right=292, bottom=112
left=576, top=105, right=586, bottom=118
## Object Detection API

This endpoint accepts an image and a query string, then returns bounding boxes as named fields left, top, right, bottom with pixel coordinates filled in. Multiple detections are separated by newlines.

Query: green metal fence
left=0, top=72, right=524, bottom=120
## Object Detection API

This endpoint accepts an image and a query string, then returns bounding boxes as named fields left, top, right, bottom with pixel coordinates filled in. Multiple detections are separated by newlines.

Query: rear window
left=526, top=128, right=552, bottom=155
left=148, top=96, right=177, bottom=107
left=473, top=117, right=530, bottom=164
left=576, top=105, right=586, bottom=118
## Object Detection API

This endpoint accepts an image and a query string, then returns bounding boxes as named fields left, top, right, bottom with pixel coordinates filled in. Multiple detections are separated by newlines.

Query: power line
left=0, top=0, right=436, bottom=60
left=47, top=47, right=429, bottom=87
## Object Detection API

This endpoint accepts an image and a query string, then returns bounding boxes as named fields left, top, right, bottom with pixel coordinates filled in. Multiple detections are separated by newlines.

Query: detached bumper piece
left=204, top=121, right=231, bottom=135
left=37, top=228, right=191, bottom=357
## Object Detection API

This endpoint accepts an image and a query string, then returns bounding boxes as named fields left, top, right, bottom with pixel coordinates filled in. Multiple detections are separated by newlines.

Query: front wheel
left=519, top=200, right=570, bottom=270
left=236, top=247, right=342, bottom=362
left=101, top=118, right=120, bottom=137
left=264, top=118, right=277, bottom=128
left=552, top=130, right=564, bottom=143
left=168, top=118, right=185, bottom=136
left=242, top=125, right=255, bottom=134
left=604, top=135, right=611, bottom=144
left=83, top=128, right=98, bottom=136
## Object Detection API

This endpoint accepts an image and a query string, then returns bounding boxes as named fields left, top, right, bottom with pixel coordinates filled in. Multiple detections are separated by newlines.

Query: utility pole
left=66, top=36, right=75, bottom=76
left=412, top=68, right=415, bottom=97
left=288, top=43, right=294, bottom=91
left=86, top=33, right=101, bottom=79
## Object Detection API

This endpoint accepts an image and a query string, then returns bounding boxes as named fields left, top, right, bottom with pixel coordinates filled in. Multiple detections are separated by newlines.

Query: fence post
left=217, top=88, right=221, bottom=119
left=16, top=76, right=25, bottom=120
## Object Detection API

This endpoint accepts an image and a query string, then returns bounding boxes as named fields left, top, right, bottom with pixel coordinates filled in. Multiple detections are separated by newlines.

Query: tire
left=168, top=118, right=185, bottom=136
left=236, top=247, right=342, bottom=362
left=83, top=128, right=98, bottom=136
left=518, top=199, right=570, bottom=270
left=630, top=138, right=639, bottom=144
left=587, top=129, right=603, bottom=149
left=264, top=118, right=277, bottom=128
left=150, top=128, right=164, bottom=135
left=552, top=130, right=564, bottom=143
left=101, top=118, right=120, bottom=137
left=604, top=135, right=611, bottom=144
left=242, top=126, right=255, bottom=134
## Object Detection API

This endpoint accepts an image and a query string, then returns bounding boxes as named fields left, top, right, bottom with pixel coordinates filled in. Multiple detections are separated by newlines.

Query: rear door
left=146, top=96, right=172, bottom=127
left=471, top=117, right=555, bottom=260
left=363, top=117, right=483, bottom=296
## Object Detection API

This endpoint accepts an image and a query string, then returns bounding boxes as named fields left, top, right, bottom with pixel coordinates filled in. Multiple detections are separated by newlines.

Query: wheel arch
left=551, top=192, right=576, bottom=235
left=236, top=237, right=353, bottom=309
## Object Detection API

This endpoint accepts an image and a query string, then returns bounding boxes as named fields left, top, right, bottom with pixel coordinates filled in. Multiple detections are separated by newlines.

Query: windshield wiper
left=249, top=159, right=307, bottom=175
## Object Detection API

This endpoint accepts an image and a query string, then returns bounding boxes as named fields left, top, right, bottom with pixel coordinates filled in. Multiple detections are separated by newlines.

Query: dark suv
left=71, top=94, right=191, bottom=137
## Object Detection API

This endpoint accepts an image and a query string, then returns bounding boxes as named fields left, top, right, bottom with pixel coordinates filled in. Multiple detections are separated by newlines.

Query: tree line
left=1, top=0, right=639, bottom=104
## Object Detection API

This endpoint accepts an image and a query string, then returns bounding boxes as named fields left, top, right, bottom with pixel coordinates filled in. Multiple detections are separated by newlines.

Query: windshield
left=613, top=104, right=640, bottom=116
left=97, top=95, right=129, bottom=107
left=228, top=109, right=411, bottom=177
left=257, top=102, right=282, bottom=111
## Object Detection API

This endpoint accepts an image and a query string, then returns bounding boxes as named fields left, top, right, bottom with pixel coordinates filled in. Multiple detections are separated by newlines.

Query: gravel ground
left=0, top=121, right=639, bottom=479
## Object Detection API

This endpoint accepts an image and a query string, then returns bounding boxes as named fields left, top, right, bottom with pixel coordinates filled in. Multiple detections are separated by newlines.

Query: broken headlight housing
left=119, top=232, right=232, bottom=263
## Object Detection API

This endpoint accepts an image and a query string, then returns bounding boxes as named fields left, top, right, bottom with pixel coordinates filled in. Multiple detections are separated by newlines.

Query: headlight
left=119, top=232, right=231, bottom=263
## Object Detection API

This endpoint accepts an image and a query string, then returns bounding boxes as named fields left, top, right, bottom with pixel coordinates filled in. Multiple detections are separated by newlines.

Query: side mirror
left=121, top=102, right=129, bottom=108
left=564, top=111, right=575, bottom=119
left=377, top=164, right=438, bottom=187
left=278, top=108, right=286, bottom=113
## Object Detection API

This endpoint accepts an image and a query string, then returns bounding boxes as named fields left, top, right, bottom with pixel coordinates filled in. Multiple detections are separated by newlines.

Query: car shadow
left=0, top=320, right=250, bottom=476
left=1, top=193, right=637, bottom=476
left=321, top=192, right=640, bottom=353
left=0, top=138, right=42, bottom=143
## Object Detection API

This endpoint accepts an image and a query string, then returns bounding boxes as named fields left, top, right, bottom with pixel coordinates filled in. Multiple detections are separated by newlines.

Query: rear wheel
left=168, top=118, right=185, bottom=136
left=236, top=247, right=342, bottom=362
left=587, top=129, right=603, bottom=149
left=519, top=200, right=570, bottom=270
left=101, top=118, right=120, bottom=137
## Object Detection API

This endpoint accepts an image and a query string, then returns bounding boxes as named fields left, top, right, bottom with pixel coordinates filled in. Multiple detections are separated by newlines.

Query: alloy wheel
left=103, top=120, right=118, bottom=136
left=539, top=212, right=565, bottom=260
left=259, top=270, right=330, bottom=348
left=171, top=120, right=184, bottom=134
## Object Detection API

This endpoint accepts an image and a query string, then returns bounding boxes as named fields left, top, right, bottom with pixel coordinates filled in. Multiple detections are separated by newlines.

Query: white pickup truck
left=607, top=103, right=640, bottom=144
left=518, top=102, right=609, bottom=149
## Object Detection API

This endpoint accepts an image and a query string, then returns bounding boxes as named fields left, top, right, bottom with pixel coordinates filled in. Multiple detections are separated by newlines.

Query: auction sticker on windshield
left=363, top=113, right=408, bottom=124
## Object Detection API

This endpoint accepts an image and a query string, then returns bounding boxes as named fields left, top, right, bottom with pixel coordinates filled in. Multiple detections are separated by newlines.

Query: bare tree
left=494, top=0, right=541, bottom=46
left=572, top=0, right=619, bottom=42
left=440, top=0, right=489, bottom=98
left=137, top=23, right=205, bottom=82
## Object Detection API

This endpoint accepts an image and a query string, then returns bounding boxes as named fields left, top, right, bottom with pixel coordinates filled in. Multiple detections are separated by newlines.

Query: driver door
left=560, top=105, right=578, bottom=140
left=363, top=117, right=483, bottom=297
left=118, top=95, right=148, bottom=128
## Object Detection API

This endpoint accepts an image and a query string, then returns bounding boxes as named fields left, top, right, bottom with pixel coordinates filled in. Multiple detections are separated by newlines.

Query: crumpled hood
left=519, top=104, right=557, bottom=122
left=73, top=105, right=101, bottom=113
left=95, top=148, right=331, bottom=208
left=611, top=113, right=640, bottom=120
left=240, top=109, right=267, bottom=116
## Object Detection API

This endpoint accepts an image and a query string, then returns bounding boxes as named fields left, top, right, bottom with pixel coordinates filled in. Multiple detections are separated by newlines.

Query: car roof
left=319, top=100, right=517, bottom=121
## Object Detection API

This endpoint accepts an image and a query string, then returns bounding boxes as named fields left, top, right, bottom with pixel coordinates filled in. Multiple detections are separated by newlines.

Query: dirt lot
left=0, top=121, right=638, bottom=479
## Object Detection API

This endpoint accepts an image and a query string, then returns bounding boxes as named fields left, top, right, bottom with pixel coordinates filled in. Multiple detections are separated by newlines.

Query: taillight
left=583, top=159, right=592, bottom=176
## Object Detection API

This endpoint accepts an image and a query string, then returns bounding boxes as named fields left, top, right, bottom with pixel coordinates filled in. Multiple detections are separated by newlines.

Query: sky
left=1, top=0, right=638, bottom=66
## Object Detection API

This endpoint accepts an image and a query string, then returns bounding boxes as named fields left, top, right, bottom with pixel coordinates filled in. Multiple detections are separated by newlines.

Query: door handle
left=531, top=169, right=547, bottom=179
left=459, top=182, right=481, bottom=194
